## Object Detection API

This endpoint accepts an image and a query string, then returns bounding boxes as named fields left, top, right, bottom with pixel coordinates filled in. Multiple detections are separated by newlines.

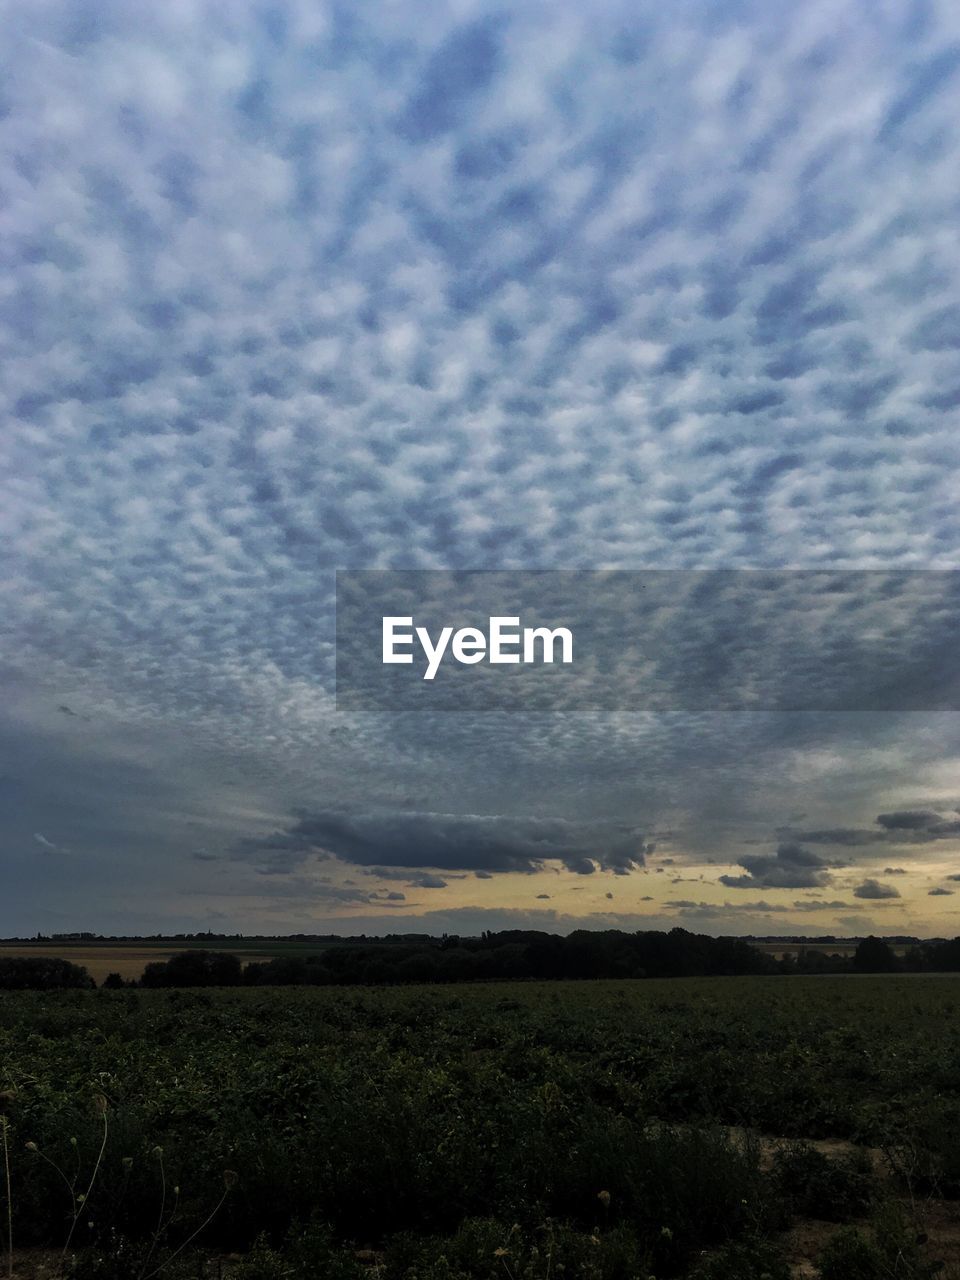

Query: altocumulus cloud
left=6, top=1, right=960, bottom=718
left=3, top=1, right=960, bottom=932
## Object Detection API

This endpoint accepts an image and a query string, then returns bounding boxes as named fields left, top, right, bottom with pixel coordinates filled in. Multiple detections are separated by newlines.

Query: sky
left=3, top=0, right=960, bottom=938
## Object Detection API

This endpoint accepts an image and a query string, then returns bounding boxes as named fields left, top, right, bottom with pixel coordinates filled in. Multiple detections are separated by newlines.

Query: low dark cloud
left=410, top=873, right=448, bottom=889
left=720, top=842, right=832, bottom=890
left=565, top=857, right=596, bottom=876
left=233, top=808, right=648, bottom=878
left=875, top=811, right=960, bottom=838
left=853, top=878, right=901, bottom=900
left=792, top=899, right=856, bottom=911
left=664, top=899, right=840, bottom=919
left=786, top=828, right=880, bottom=847
left=785, top=809, right=960, bottom=847
left=877, top=810, right=946, bottom=830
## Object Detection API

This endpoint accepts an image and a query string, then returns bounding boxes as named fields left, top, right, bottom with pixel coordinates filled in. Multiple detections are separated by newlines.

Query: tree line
left=5, top=929, right=960, bottom=990
left=137, top=927, right=773, bottom=988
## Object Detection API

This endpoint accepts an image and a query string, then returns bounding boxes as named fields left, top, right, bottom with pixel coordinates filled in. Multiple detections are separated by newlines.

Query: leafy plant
left=816, top=1204, right=942, bottom=1280
left=771, top=1142, right=875, bottom=1221
left=689, top=1234, right=791, bottom=1280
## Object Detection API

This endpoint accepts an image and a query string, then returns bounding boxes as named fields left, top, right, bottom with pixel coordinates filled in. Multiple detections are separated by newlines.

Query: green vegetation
left=769, top=1142, right=875, bottom=1221
left=814, top=1204, right=942, bottom=1280
left=1, top=977, right=958, bottom=1277
left=142, top=929, right=774, bottom=986
left=0, top=957, right=95, bottom=991
left=6, top=930, right=960, bottom=993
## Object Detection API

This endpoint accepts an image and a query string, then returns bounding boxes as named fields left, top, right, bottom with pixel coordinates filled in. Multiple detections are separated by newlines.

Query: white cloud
left=3, top=1, right=960, bottom=933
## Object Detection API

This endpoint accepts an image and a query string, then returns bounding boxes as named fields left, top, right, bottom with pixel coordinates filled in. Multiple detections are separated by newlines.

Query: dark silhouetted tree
left=140, top=950, right=242, bottom=987
left=0, top=957, right=95, bottom=989
left=853, top=935, right=898, bottom=973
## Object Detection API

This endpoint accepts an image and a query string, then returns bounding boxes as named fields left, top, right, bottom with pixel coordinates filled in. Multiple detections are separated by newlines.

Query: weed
left=688, top=1234, right=791, bottom=1280
left=1, top=1093, right=13, bottom=1280
left=816, top=1202, right=944, bottom=1279
left=771, top=1142, right=876, bottom=1221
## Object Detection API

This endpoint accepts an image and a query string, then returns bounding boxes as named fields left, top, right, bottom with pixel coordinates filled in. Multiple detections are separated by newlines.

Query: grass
left=0, top=976, right=958, bottom=1276
left=2, top=1114, right=11, bottom=1280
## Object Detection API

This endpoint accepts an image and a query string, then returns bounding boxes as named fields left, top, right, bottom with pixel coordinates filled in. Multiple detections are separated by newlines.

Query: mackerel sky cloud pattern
left=3, top=0, right=960, bottom=935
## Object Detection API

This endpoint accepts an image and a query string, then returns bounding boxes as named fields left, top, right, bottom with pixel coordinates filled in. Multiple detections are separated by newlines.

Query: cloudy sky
left=3, top=0, right=960, bottom=938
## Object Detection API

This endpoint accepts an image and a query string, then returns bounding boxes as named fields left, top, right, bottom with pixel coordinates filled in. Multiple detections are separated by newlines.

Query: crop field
left=0, top=947, right=292, bottom=986
left=752, top=942, right=913, bottom=962
left=1, top=976, right=959, bottom=1279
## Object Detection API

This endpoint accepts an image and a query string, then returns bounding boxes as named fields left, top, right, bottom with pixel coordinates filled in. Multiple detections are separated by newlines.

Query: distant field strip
left=0, top=945, right=284, bottom=982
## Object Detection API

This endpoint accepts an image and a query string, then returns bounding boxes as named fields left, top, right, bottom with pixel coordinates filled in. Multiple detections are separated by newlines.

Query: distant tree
left=852, top=936, right=898, bottom=973
left=920, top=937, right=960, bottom=971
left=131, top=930, right=785, bottom=989
left=140, top=950, right=243, bottom=987
left=244, top=956, right=310, bottom=986
left=0, top=957, right=95, bottom=990
left=102, top=972, right=126, bottom=989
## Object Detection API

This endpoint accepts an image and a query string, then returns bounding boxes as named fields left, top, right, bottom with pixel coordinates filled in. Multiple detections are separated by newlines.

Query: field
left=1, top=976, right=959, bottom=1279
left=0, top=946, right=291, bottom=985
left=752, top=942, right=912, bottom=961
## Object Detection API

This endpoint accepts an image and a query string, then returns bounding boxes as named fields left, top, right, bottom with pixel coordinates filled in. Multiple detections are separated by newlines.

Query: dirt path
left=723, top=1127, right=960, bottom=1278
left=776, top=1198, right=960, bottom=1279
left=724, top=1124, right=887, bottom=1173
